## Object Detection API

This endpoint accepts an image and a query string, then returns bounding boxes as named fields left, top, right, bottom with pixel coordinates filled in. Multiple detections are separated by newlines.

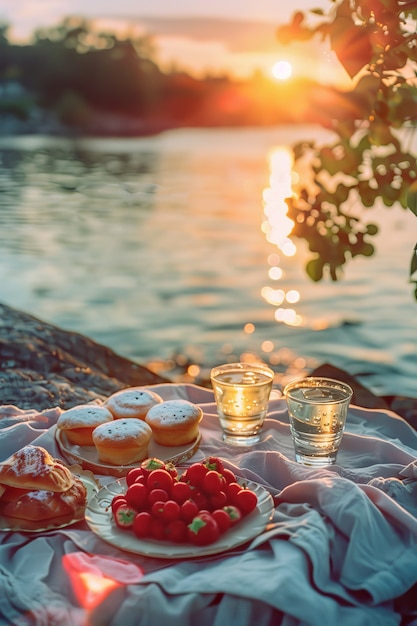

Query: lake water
left=1, top=126, right=416, bottom=397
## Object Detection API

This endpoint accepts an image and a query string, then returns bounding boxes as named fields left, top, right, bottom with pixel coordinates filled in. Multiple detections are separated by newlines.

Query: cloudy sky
left=1, top=0, right=346, bottom=83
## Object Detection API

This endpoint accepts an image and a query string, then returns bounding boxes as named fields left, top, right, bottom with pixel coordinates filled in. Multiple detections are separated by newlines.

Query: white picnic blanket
left=0, top=383, right=416, bottom=626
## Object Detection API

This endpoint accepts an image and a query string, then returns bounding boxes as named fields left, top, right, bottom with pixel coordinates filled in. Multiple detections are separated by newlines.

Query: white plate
left=56, top=427, right=201, bottom=477
left=85, top=477, right=274, bottom=558
left=0, top=466, right=99, bottom=533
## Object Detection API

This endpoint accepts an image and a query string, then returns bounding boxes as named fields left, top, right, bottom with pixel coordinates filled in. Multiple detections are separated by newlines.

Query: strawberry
left=171, top=480, right=192, bottom=505
left=165, top=519, right=188, bottom=543
left=111, top=495, right=128, bottom=515
left=161, top=499, right=181, bottom=522
left=233, top=488, right=258, bottom=515
left=223, top=505, right=242, bottom=525
left=212, top=508, right=232, bottom=532
left=208, top=490, right=227, bottom=510
left=187, top=512, right=220, bottom=546
left=147, top=469, right=174, bottom=493
left=201, top=470, right=226, bottom=495
left=165, top=462, right=179, bottom=480
left=125, top=482, right=147, bottom=511
left=203, top=456, right=225, bottom=474
left=140, top=457, right=166, bottom=478
left=225, top=482, right=243, bottom=500
left=182, top=462, right=208, bottom=487
left=147, top=488, right=169, bottom=506
left=133, top=511, right=152, bottom=538
left=180, top=499, right=199, bottom=523
left=221, top=467, right=237, bottom=484
left=126, top=467, right=146, bottom=487
left=113, top=504, right=136, bottom=529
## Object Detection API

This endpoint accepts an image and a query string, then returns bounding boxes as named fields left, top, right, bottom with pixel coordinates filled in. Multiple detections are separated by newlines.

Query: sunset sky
left=1, top=0, right=349, bottom=85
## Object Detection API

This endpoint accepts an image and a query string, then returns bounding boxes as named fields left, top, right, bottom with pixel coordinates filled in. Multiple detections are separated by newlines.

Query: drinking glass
left=210, top=362, right=274, bottom=446
left=283, top=377, right=353, bottom=467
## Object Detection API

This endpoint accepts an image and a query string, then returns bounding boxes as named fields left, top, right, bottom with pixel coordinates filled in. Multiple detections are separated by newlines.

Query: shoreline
left=0, top=110, right=308, bottom=141
left=0, top=302, right=415, bottom=429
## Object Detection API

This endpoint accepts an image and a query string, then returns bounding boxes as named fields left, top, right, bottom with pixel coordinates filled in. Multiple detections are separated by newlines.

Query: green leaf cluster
left=277, top=0, right=417, bottom=298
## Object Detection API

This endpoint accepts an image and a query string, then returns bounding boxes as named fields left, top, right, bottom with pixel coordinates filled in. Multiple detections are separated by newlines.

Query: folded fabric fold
left=400, top=460, right=417, bottom=478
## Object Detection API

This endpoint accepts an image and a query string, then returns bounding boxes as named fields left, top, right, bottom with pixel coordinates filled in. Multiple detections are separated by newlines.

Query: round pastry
left=145, top=400, right=203, bottom=447
left=92, top=418, right=152, bottom=465
left=0, top=476, right=87, bottom=531
left=104, top=387, right=163, bottom=420
left=57, top=404, right=114, bottom=447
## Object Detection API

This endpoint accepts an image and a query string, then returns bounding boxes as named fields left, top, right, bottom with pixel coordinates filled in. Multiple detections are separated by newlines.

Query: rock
left=0, top=303, right=416, bottom=431
left=0, top=303, right=168, bottom=411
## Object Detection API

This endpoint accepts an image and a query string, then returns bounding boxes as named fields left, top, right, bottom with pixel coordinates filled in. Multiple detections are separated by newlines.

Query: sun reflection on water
left=261, top=146, right=303, bottom=327
left=145, top=143, right=315, bottom=386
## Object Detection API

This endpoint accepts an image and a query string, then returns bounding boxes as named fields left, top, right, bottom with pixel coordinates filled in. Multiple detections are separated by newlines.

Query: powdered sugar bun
left=0, top=445, right=74, bottom=493
left=104, top=387, right=163, bottom=420
left=145, top=400, right=203, bottom=447
left=57, top=404, right=114, bottom=446
left=92, top=418, right=152, bottom=465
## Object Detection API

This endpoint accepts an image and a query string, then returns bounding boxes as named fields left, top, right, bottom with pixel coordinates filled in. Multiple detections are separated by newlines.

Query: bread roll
left=104, top=387, right=163, bottom=420
left=145, top=400, right=203, bottom=446
left=92, top=418, right=152, bottom=465
left=0, top=445, right=88, bottom=530
left=0, top=477, right=87, bottom=530
left=0, top=445, right=74, bottom=493
left=57, top=404, right=114, bottom=446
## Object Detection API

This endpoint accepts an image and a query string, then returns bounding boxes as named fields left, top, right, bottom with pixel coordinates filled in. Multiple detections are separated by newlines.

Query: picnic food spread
left=1, top=380, right=417, bottom=626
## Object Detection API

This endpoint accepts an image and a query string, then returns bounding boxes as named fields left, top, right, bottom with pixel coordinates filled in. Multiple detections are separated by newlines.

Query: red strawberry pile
left=111, top=456, right=258, bottom=546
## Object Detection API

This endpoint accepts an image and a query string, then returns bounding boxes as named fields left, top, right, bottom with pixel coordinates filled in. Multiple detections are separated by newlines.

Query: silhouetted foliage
left=277, top=0, right=417, bottom=298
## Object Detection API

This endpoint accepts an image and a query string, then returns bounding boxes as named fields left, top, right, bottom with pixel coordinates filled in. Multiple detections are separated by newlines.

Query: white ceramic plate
left=85, top=477, right=274, bottom=558
left=0, top=466, right=98, bottom=533
left=56, top=427, right=201, bottom=477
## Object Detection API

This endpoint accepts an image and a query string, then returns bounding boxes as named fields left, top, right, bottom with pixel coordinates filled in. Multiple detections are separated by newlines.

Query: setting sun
left=272, top=60, right=293, bottom=81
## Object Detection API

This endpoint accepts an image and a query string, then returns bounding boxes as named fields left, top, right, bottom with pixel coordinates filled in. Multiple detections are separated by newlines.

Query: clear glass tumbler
left=283, top=376, right=353, bottom=466
left=210, top=362, right=274, bottom=446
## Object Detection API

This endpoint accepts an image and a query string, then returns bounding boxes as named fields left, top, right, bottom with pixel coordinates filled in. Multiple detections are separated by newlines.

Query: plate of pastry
left=55, top=390, right=203, bottom=476
left=0, top=445, right=98, bottom=532
left=56, top=428, right=202, bottom=477
left=85, top=477, right=275, bottom=559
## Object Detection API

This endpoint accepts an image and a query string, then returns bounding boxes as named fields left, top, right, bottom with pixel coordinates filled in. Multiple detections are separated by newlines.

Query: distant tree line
left=0, top=16, right=339, bottom=135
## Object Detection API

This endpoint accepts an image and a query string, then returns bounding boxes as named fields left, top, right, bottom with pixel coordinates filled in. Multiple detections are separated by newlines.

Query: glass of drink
left=210, top=362, right=274, bottom=446
left=283, top=377, right=353, bottom=467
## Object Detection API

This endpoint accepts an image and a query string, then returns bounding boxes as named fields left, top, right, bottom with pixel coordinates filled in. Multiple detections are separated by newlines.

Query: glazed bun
left=0, top=445, right=74, bottom=492
left=0, top=477, right=87, bottom=530
left=92, top=418, right=152, bottom=465
left=145, top=400, right=203, bottom=447
left=0, top=445, right=88, bottom=530
left=104, top=387, right=163, bottom=420
left=57, top=404, right=114, bottom=446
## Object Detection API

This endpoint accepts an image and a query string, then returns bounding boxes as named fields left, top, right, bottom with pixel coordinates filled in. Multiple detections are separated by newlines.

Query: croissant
left=0, top=445, right=74, bottom=492
left=0, top=445, right=87, bottom=529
